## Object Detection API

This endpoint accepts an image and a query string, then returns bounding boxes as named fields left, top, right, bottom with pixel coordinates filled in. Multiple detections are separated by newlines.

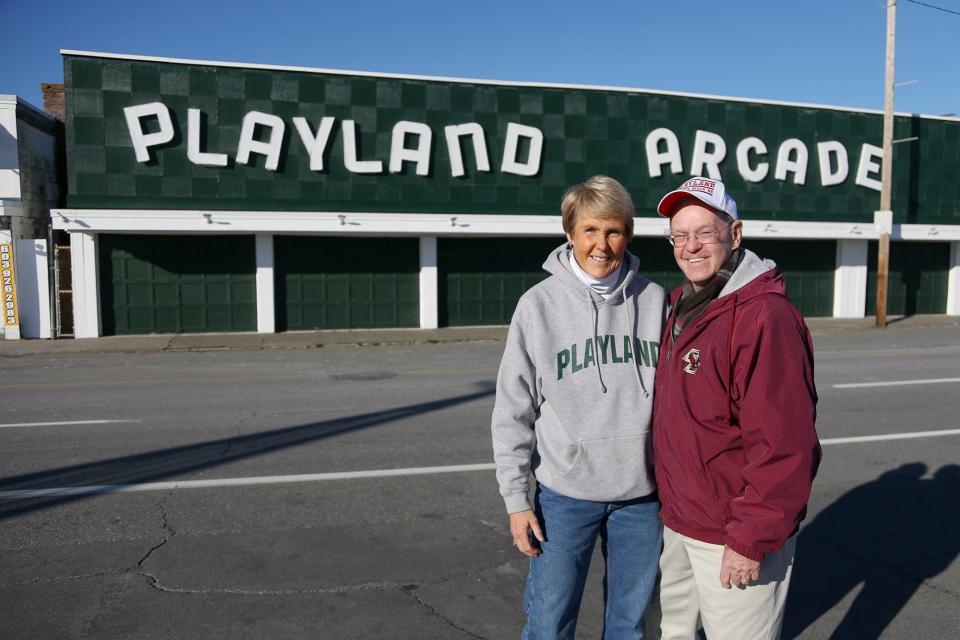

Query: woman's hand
left=509, top=509, right=545, bottom=557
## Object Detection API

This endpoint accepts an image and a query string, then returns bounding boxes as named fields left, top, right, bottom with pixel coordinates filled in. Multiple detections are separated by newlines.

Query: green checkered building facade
left=55, top=51, right=960, bottom=336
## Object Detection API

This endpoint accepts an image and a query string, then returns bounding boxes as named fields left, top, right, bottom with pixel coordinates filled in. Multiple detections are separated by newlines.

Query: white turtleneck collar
left=569, top=250, right=624, bottom=299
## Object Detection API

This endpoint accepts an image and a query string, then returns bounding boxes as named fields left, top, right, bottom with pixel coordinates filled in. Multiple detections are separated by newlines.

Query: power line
left=903, top=0, right=960, bottom=16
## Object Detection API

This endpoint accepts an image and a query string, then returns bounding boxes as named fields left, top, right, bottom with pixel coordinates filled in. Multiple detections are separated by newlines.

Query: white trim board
left=52, top=209, right=959, bottom=241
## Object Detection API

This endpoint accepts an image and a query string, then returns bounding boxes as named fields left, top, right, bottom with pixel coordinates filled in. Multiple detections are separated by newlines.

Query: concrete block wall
left=13, top=101, right=59, bottom=240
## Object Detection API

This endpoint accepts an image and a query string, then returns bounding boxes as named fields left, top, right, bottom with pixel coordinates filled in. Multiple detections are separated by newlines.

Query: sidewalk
left=1, top=315, right=957, bottom=357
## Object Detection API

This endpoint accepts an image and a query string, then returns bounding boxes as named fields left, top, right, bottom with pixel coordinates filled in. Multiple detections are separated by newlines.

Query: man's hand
left=509, top=509, right=545, bottom=557
left=719, top=545, right=761, bottom=589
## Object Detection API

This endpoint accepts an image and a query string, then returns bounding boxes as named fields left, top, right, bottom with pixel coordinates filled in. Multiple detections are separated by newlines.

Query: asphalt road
left=1, top=325, right=959, bottom=639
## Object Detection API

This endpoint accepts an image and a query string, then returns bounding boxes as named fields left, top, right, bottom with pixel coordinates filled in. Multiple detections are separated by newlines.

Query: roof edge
left=60, top=49, right=960, bottom=123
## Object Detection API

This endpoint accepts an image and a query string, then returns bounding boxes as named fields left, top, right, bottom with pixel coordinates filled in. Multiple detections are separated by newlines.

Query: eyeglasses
left=667, top=222, right=732, bottom=248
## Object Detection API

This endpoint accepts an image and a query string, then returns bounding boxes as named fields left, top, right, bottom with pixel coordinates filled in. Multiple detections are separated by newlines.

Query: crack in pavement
left=135, top=574, right=427, bottom=596
left=404, top=588, right=488, bottom=640
left=3, top=569, right=130, bottom=587
left=136, top=497, right=175, bottom=569
left=133, top=558, right=517, bottom=598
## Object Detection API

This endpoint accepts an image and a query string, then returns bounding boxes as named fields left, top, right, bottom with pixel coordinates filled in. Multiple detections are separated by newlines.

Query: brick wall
left=41, top=84, right=64, bottom=121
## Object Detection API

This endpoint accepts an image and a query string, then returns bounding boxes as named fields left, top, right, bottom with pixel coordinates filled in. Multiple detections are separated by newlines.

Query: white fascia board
left=51, top=209, right=565, bottom=236
left=59, top=50, right=960, bottom=123
left=741, top=220, right=879, bottom=240
left=895, top=224, right=960, bottom=242
left=50, top=209, right=960, bottom=241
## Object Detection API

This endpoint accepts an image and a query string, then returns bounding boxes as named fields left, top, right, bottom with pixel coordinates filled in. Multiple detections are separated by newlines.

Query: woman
left=649, top=176, right=820, bottom=640
left=492, top=175, right=665, bottom=639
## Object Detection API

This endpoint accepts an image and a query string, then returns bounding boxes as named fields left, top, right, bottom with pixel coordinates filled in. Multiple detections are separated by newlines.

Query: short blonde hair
left=561, top=175, right=635, bottom=237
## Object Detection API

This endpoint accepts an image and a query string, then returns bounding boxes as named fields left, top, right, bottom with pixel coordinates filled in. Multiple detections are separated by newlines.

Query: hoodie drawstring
left=627, top=293, right=649, bottom=399
left=725, top=293, right=739, bottom=426
left=591, top=298, right=608, bottom=394
left=589, top=285, right=649, bottom=398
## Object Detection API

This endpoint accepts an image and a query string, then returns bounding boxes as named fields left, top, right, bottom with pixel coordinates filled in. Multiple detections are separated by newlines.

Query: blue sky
left=1, top=0, right=957, bottom=116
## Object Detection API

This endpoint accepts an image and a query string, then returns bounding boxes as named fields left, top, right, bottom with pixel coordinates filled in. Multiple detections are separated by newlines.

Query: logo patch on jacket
left=681, top=348, right=702, bottom=375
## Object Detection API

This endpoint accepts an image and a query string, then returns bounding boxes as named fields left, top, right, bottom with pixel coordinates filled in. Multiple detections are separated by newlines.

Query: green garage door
left=439, top=236, right=836, bottom=327
left=275, top=236, right=419, bottom=330
left=749, top=240, right=836, bottom=317
left=868, top=241, right=950, bottom=316
left=439, top=237, right=562, bottom=326
left=98, top=234, right=256, bottom=335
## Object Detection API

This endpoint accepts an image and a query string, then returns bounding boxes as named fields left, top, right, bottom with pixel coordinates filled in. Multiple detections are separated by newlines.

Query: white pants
left=647, top=526, right=795, bottom=640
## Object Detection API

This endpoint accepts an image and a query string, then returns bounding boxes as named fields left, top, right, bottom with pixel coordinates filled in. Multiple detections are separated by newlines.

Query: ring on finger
left=512, top=539, right=520, bottom=546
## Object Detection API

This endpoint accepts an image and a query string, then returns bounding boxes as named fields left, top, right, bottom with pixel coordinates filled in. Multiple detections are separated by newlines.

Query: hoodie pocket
left=562, top=434, right=652, bottom=494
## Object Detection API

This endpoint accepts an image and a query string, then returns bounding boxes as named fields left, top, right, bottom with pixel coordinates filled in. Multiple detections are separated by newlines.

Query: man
left=649, top=177, right=821, bottom=640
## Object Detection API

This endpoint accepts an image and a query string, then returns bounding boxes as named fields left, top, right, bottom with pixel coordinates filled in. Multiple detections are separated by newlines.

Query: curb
left=2, top=317, right=958, bottom=358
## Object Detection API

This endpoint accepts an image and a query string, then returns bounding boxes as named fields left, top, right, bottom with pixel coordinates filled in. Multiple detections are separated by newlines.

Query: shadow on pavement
left=0, top=384, right=495, bottom=520
left=783, top=462, right=960, bottom=639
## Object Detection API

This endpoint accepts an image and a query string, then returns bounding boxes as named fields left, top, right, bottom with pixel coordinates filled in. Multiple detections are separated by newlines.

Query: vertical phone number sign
left=1, top=243, right=20, bottom=330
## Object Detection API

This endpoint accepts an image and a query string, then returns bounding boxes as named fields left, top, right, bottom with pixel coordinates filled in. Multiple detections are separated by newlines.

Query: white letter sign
left=774, top=138, right=809, bottom=185
left=187, top=108, right=228, bottom=167
left=501, top=123, right=543, bottom=177
left=444, top=123, right=490, bottom=178
left=390, top=121, right=433, bottom=176
left=236, top=111, right=285, bottom=171
left=736, top=137, right=769, bottom=183
left=645, top=128, right=683, bottom=178
left=690, top=130, right=726, bottom=180
left=855, top=143, right=883, bottom=192
left=123, top=102, right=174, bottom=163
left=293, top=116, right=336, bottom=172
left=341, top=120, right=383, bottom=174
left=817, top=141, right=849, bottom=187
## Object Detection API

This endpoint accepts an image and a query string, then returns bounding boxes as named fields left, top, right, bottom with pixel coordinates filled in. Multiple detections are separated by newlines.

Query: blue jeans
left=521, top=484, right=662, bottom=640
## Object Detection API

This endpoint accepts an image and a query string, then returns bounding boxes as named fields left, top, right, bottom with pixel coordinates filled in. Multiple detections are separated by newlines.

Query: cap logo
left=682, top=178, right=717, bottom=196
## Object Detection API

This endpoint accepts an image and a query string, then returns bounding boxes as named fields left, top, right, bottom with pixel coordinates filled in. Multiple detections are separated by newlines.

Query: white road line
left=0, top=419, right=140, bottom=429
left=0, top=463, right=498, bottom=498
left=834, top=377, right=960, bottom=389
left=821, top=428, right=960, bottom=445
left=4, top=428, right=960, bottom=499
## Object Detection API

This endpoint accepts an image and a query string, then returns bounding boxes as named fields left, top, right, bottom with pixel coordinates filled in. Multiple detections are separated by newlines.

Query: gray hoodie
left=492, top=243, right=666, bottom=513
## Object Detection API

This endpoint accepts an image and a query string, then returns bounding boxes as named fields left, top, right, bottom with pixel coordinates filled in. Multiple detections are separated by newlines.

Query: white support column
left=419, top=236, right=438, bottom=329
left=14, top=238, right=52, bottom=339
left=70, top=231, right=101, bottom=338
left=833, top=239, right=869, bottom=318
left=255, top=233, right=275, bottom=333
left=947, top=241, right=960, bottom=316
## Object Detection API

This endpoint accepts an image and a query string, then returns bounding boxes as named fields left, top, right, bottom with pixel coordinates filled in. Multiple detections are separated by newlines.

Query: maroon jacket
left=653, top=257, right=821, bottom=561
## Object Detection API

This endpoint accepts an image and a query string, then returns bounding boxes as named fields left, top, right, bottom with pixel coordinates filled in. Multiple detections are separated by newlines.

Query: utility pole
left=876, top=0, right=897, bottom=328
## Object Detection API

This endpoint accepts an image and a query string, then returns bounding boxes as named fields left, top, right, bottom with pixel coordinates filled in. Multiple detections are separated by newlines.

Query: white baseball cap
left=657, top=177, right=739, bottom=220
